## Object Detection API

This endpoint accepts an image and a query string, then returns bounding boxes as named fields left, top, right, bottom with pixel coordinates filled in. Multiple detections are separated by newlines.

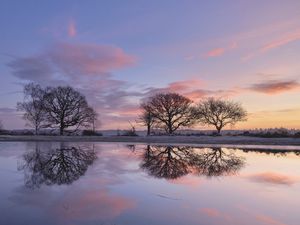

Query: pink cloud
left=167, top=79, right=203, bottom=91
left=68, top=19, right=77, bottom=37
left=261, top=30, right=300, bottom=52
left=144, top=79, right=239, bottom=102
left=237, top=204, right=287, bottom=225
left=49, top=42, right=136, bottom=75
left=204, top=42, right=237, bottom=58
left=200, top=208, right=221, bottom=217
left=256, top=214, right=286, bottom=225
left=205, top=48, right=225, bottom=57
left=242, top=28, right=300, bottom=61
left=246, top=172, right=298, bottom=185
left=56, top=189, right=135, bottom=220
left=168, top=175, right=202, bottom=188
left=248, top=80, right=300, bottom=94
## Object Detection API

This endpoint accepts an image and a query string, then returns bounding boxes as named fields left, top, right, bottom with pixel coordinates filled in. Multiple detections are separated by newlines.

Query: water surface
left=0, top=142, right=299, bottom=225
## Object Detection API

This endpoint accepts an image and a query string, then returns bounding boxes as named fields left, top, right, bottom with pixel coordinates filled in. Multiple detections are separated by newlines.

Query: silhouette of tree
left=195, top=98, right=247, bottom=134
left=43, top=86, right=97, bottom=135
left=17, top=83, right=47, bottom=135
left=141, top=145, right=245, bottom=179
left=19, top=144, right=97, bottom=188
left=141, top=93, right=195, bottom=134
left=138, top=104, right=157, bottom=136
left=191, top=148, right=245, bottom=177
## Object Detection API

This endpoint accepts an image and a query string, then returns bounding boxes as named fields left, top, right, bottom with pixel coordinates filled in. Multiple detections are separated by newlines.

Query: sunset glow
left=0, top=1, right=300, bottom=130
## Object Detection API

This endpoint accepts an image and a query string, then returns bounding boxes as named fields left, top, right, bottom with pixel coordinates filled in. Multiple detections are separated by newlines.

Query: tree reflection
left=19, top=144, right=97, bottom=188
left=192, top=148, right=245, bottom=177
left=141, top=146, right=192, bottom=179
left=141, top=145, right=245, bottom=179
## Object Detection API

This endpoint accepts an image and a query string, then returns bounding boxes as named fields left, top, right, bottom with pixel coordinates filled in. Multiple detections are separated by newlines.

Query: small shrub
left=122, top=129, right=138, bottom=136
left=82, top=130, right=102, bottom=136
left=122, top=122, right=138, bottom=136
left=294, top=132, right=300, bottom=138
left=210, top=131, right=221, bottom=136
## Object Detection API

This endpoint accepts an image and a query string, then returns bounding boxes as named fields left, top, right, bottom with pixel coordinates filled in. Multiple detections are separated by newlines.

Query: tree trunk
left=60, top=126, right=64, bottom=135
left=147, top=124, right=151, bottom=136
left=167, top=122, right=173, bottom=135
left=35, top=126, right=38, bottom=135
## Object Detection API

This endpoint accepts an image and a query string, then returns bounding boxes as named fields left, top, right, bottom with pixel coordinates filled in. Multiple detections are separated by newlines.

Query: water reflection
left=141, top=145, right=245, bottom=179
left=1, top=143, right=299, bottom=225
left=19, top=144, right=97, bottom=188
left=241, top=148, right=300, bottom=156
left=193, top=147, right=245, bottom=177
left=141, top=146, right=192, bottom=179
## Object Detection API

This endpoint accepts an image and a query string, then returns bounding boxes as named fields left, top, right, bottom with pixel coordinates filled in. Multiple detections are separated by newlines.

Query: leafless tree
left=89, top=108, right=99, bottom=132
left=141, top=93, right=195, bottom=134
left=43, top=86, right=96, bottom=135
left=138, top=104, right=157, bottom=136
left=195, top=98, right=247, bottom=134
left=17, top=83, right=47, bottom=135
left=0, top=120, right=3, bottom=131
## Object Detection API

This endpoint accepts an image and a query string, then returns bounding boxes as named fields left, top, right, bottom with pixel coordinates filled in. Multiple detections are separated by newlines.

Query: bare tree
left=43, top=86, right=96, bottom=135
left=195, top=98, right=247, bottom=134
left=138, top=104, right=156, bottom=136
left=17, top=83, right=47, bottom=135
left=141, top=93, right=195, bottom=134
left=0, top=120, right=3, bottom=131
left=89, top=108, right=99, bottom=132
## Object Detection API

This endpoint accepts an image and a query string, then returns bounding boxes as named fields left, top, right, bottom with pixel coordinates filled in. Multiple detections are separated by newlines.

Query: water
left=0, top=142, right=299, bottom=225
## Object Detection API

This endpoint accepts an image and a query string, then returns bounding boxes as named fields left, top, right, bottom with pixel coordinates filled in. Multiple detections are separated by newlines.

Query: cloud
left=205, top=48, right=225, bottom=57
left=248, top=80, right=300, bottom=94
left=246, top=172, right=298, bottom=185
left=261, top=30, right=300, bottom=52
left=237, top=204, right=287, bottom=225
left=242, top=29, right=300, bottom=61
left=8, top=42, right=135, bottom=83
left=68, top=19, right=77, bottom=37
left=56, top=189, right=135, bottom=220
left=255, top=214, right=286, bottom=225
left=204, top=42, right=237, bottom=58
left=143, top=79, right=237, bottom=102
left=7, top=41, right=139, bottom=129
left=200, top=208, right=221, bottom=217
left=168, top=175, right=202, bottom=188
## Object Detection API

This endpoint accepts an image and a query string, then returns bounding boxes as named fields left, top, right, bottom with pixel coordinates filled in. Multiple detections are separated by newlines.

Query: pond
left=0, top=142, right=299, bottom=225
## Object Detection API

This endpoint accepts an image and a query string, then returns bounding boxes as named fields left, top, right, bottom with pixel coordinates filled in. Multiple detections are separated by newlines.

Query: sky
left=0, top=0, right=300, bottom=130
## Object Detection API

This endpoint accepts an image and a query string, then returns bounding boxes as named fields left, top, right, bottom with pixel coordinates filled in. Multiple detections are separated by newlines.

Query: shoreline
left=1, top=135, right=300, bottom=147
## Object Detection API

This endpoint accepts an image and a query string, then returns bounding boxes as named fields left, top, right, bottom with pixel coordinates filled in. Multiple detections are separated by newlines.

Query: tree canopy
left=141, top=93, right=195, bottom=134
left=195, top=98, right=247, bottom=133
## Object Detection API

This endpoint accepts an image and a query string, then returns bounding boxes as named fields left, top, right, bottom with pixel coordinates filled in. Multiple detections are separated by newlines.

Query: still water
left=0, top=142, right=299, bottom=225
